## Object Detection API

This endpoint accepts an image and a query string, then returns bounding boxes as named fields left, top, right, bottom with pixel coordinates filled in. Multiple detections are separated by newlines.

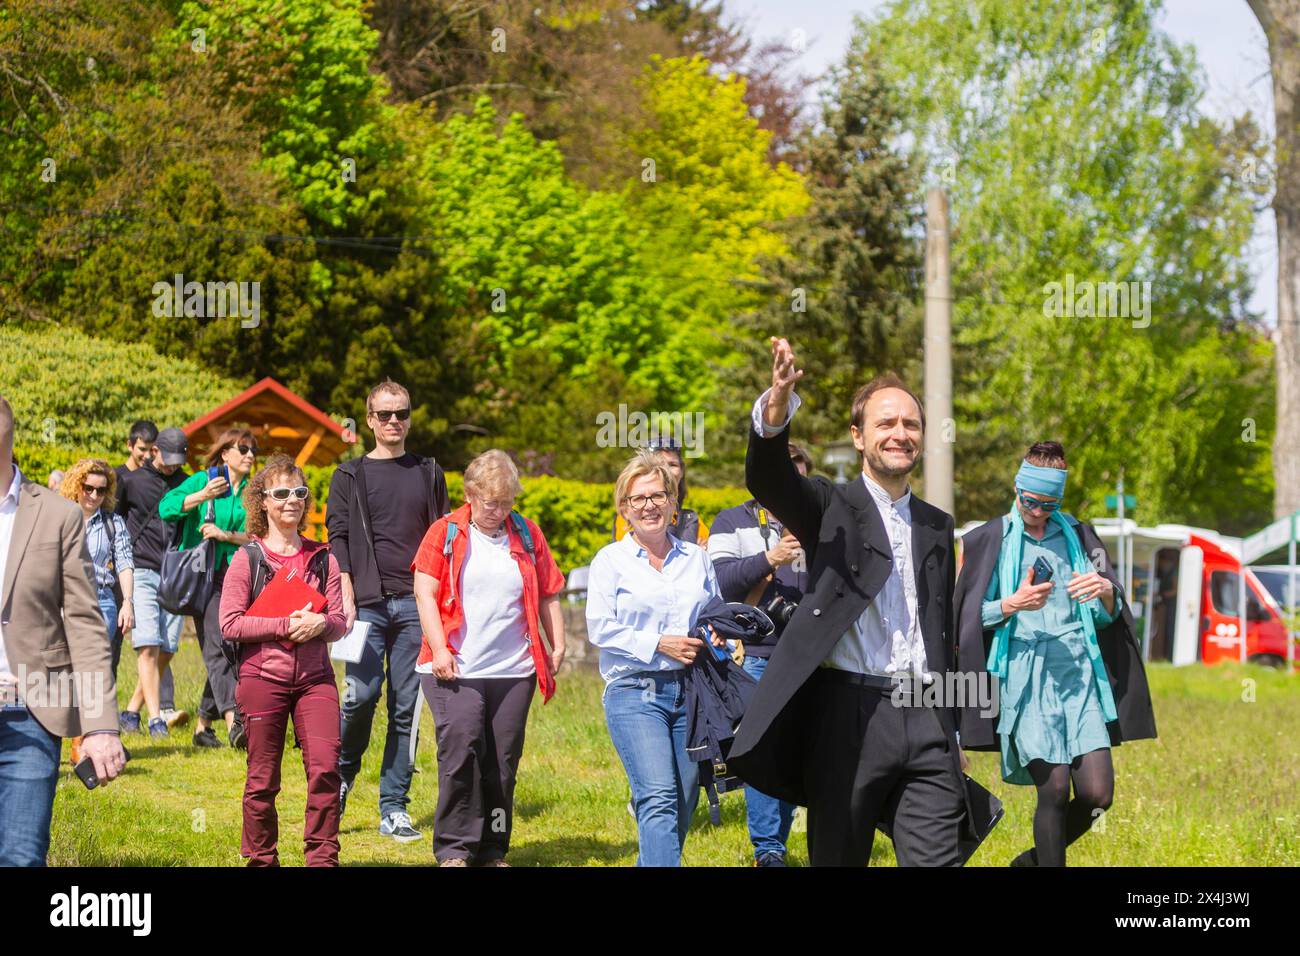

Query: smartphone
left=1031, top=555, right=1054, bottom=585
left=74, top=745, right=131, bottom=790
left=207, top=464, right=232, bottom=497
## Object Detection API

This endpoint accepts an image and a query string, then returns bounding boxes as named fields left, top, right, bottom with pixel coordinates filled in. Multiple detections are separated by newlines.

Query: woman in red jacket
left=411, top=449, right=566, bottom=867
left=219, top=454, right=347, bottom=867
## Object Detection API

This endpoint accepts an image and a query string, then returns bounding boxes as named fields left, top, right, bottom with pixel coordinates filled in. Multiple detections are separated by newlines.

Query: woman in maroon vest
left=219, top=454, right=346, bottom=866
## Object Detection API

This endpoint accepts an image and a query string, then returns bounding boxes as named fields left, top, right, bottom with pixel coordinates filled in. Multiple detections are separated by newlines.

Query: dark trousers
left=236, top=676, right=341, bottom=867
left=805, top=668, right=965, bottom=867
left=338, top=595, right=423, bottom=817
left=420, top=674, right=535, bottom=864
left=196, top=569, right=237, bottom=722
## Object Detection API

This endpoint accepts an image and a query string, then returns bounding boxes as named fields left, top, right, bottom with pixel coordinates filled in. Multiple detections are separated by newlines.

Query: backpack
left=221, top=541, right=332, bottom=678
left=444, top=511, right=536, bottom=565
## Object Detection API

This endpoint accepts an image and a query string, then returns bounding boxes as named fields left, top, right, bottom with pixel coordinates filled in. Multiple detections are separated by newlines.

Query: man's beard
left=864, top=445, right=918, bottom=478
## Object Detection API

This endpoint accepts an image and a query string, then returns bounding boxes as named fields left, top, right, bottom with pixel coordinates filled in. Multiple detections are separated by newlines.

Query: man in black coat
left=727, top=337, right=970, bottom=866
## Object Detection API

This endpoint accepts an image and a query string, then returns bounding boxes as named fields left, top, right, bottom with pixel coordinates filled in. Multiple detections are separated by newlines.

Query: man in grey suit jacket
left=0, top=396, right=126, bottom=866
left=727, top=338, right=971, bottom=866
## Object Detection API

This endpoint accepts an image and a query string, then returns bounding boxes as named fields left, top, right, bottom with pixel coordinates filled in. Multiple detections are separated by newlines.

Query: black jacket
left=953, top=515, right=1158, bottom=750
left=115, top=462, right=188, bottom=572
left=727, top=422, right=962, bottom=810
left=325, top=454, right=450, bottom=608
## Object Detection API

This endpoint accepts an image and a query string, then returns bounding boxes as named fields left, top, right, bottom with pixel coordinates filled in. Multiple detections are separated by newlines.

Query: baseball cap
left=155, top=428, right=189, bottom=466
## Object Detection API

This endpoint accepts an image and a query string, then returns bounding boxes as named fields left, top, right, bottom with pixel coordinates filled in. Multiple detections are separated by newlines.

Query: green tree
left=860, top=0, right=1275, bottom=528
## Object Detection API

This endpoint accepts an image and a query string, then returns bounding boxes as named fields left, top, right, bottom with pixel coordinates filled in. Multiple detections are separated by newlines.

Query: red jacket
left=219, top=538, right=347, bottom=686
left=411, top=504, right=566, bottom=702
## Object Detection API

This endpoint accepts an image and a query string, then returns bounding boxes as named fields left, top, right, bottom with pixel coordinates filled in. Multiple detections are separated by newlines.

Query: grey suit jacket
left=2, top=478, right=118, bottom=737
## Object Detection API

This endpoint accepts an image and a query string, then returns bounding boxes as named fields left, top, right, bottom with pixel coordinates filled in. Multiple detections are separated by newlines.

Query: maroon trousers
left=236, top=675, right=341, bottom=867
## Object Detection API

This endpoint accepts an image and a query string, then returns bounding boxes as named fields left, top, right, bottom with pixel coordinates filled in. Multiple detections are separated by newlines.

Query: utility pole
left=924, top=187, right=954, bottom=516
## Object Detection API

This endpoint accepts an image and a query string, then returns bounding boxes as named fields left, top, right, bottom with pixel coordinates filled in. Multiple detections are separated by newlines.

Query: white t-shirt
left=445, top=523, right=534, bottom=679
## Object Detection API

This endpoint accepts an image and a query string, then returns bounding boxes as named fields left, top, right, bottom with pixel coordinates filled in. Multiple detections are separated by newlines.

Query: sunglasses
left=370, top=408, right=411, bottom=422
left=264, top=485, right=309, bottom=501
left=1017, top=489, right=1061, bottom=512
left=83, top=484, right=108, bottom=498
left=230, top=443, right=258, bottom=457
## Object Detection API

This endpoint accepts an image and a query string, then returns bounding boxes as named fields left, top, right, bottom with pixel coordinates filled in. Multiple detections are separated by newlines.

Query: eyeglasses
left=624, top=491, right=670, bottom=511
left=370, top=408, right=411, bottom=422
left=83, top=484, right=108, bottom=498
left=264, top=485, right=309, bottom=501
left=1017, top=489, right=1060, bottom=513
left=234, top=443, right=258, bottom=457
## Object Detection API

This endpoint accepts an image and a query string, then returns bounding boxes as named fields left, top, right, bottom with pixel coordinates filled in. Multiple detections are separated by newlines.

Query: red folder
left=246, top=565, right=327, bottom=619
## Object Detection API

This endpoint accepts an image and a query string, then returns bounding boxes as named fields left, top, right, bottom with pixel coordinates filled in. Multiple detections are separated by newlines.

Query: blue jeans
left=0, top=707, right=62, bottom=866
left=741, top=655, right=796, bottom=860
left=338, top=594, right=423, bottom=817
left=604, top=671, right=699, bottom=866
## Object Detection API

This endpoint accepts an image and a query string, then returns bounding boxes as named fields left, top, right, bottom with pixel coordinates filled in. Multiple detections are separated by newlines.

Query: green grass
left=49, top=638, right=1300, bottom=866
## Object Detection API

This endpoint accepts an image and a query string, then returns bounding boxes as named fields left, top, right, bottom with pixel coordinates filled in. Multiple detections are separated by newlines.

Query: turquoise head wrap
left=1015, top=461, right=1067, bottom=498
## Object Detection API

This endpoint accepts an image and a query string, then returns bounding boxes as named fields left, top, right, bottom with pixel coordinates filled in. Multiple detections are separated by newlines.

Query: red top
left=219, top=537, right=347, bottom=686
left=411, top=504, right=566, bottom=702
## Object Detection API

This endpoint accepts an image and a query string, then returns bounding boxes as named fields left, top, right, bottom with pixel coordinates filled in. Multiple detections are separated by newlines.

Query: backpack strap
left=509, top=511, right=535, bottom=564
left=101, top=507, right=117, bottom=574
left=243, top=541, right=268, bottom=604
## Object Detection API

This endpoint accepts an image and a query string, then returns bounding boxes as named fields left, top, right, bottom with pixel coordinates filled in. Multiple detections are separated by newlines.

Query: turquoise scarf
left=986, top=505, right=1118, bottom=723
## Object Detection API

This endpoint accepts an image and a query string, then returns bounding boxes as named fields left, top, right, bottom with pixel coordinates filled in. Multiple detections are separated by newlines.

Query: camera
left=760, top=593, right=799, bottom=628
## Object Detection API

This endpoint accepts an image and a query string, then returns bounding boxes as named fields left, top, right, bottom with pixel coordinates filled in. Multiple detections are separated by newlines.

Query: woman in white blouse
left=585, top=449, right=722, bottom=866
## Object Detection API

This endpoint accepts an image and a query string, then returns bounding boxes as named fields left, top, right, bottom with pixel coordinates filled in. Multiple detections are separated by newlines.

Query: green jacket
left=158, top=469, right=248, bottom=571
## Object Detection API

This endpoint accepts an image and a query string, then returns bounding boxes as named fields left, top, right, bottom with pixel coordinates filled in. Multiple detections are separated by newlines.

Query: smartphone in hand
left=74, top=745, right=131, bottom=790
left=1031, top=555, right=1054, bottom=585
left=207, top=464, right=232, bottom=497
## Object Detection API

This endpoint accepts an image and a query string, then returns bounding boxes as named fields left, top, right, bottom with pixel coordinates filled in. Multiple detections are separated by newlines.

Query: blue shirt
left=981, top=520, right=1120, bottom=635
left=84, top=508, right=134, bottom=593
left=585, top=531, right=722, bottom=684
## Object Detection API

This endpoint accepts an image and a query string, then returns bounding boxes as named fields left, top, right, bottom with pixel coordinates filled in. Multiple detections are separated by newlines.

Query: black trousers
left=805, top=668, right=965, bottom=867
left=195, top=566, right=237, bottom=721
left=421, top=674, right=535, bottom=864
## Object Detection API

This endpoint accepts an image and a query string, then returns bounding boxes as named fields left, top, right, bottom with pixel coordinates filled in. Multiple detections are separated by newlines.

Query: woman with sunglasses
left=160, top=428, right=257, bottom=749
left=953, top=441, right=1156, bottom=866
left=219, top=455, right=345, bottom=866
left=60, top=459, right=136, bottom=761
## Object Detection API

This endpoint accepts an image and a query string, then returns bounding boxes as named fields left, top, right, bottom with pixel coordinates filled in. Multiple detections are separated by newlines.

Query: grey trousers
left=421, top=674, right=535, bottom=864
left=805, top=668, right=966, bottom=867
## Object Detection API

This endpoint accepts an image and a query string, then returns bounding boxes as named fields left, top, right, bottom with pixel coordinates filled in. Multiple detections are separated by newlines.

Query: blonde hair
left=463, top=449, right=523, bottom=502
left=61, top=458, right=117, bottom=511
left=614, top=448, right=678, bottom=514
left=366, top=379, right=411, bottom=414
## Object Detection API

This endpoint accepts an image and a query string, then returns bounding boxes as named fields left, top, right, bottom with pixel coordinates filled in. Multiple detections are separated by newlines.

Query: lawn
left=48, top=636, right=1300, bottom=866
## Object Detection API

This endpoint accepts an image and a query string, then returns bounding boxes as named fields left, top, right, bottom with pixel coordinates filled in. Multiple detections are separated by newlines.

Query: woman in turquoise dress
left=979, top=442, right=1126, bottom=867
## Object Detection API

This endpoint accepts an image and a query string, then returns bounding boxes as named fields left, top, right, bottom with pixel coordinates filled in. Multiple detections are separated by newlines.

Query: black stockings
left=1025, top=749, right=1114, bottom=866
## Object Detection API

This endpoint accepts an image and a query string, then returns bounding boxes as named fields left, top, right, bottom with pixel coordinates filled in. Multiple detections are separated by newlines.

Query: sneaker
left=484, top=858, right=510, bottom=867
left=69, top=735, right=83, bottom=767
left=160, top=708, right=190, bottom=729
left=228, top=719, right=248, bottom=751
left=438, top=857, right=468, bottom=867
left=192, top=728, right=223, bottom=748
left=339, top=779, right=352, bottom=817
left=118, top=710, right=141, bottom=734
left=148, top=717, right=169, bottom=739
left=755, top=852, right=787, bottom=868
left=379, top=811, right=422, bottom=843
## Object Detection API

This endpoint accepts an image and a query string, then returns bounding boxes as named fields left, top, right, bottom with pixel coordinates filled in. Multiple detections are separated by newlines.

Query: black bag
left=158, top=500, right=217, bottom=616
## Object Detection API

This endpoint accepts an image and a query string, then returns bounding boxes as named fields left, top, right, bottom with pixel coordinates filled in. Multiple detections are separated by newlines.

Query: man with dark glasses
left=326, top=380, right=449, bottom=843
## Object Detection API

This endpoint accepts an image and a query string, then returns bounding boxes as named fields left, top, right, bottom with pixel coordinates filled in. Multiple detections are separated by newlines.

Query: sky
left=730, top=0, right=1279, bottom=329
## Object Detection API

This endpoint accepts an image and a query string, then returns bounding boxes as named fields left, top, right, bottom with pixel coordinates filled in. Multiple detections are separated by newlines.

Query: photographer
left=707, top=443, right=812, bottom=865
